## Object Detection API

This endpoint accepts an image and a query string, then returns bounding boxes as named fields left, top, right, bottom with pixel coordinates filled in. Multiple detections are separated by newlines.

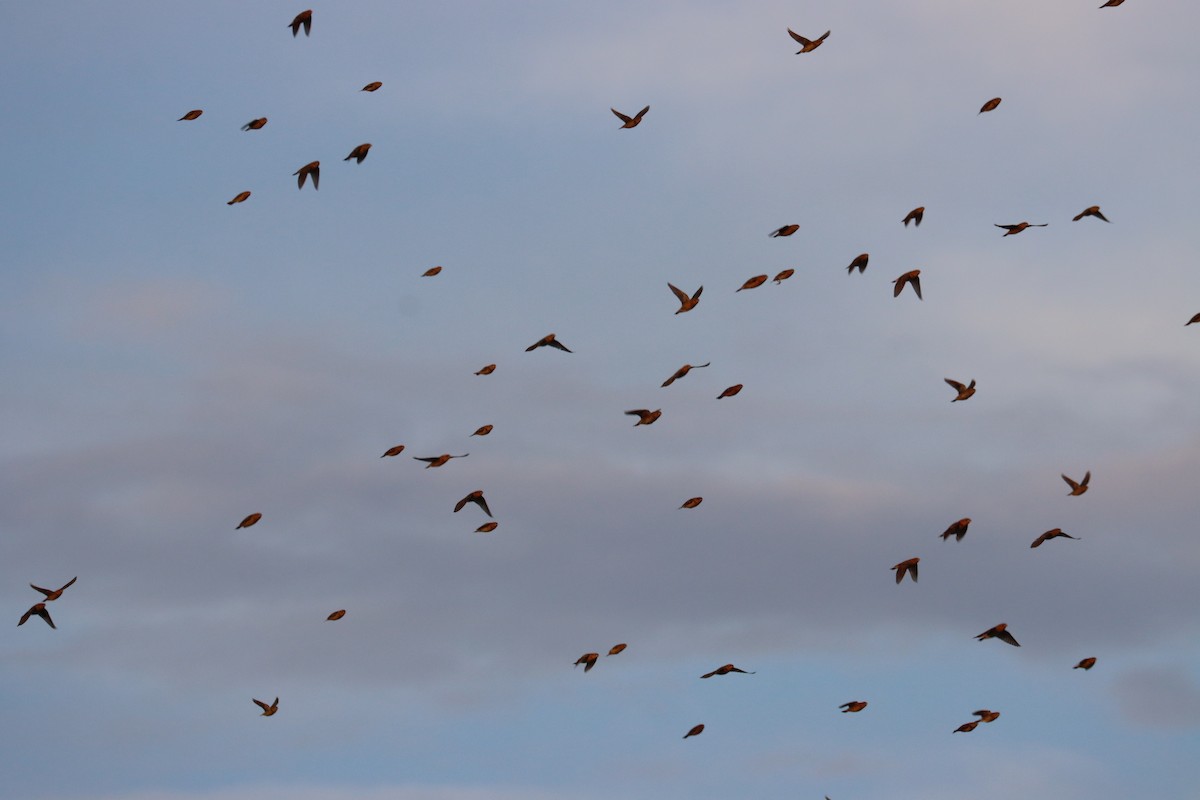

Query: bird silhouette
left=701, top=664, right=755, bottom=678
left=526, top=333, right=573, bottom=352
left=574, top=652, right=599, bottom=672
left=902, top=207, right=924, bottom=227
left=476, top=522, right=499, bottom=533
left=717, top=384, right=743, bottom=399
left=1074, top=657, right=1097, bottom=670
left=626, top=409, right=662, bottom=426
left=973, top=709, right=1001, bottom=723
left=611, top=106, right=649, bottom=128
left=945, top=378, right=976, bottom=401
left=1062, top=471, right=1090, bottom=496
left=788, top=29, right=830, bottom=53
left=422, top=266, right=442, bottom=277
left=893, top=270, right=922, bottom=299
left=18, top=603, right=55, bottom=629
left=940, top=518, right=971, bottom=541
left=975, top=623, right=1020, bottom=646
left=773, top=269, right=795, bottom=284
left=1099, top=0, right=1124, bottom=7
left=769, top=224, right=799, bottom=237
left=475, top=364, right=496, bottom=376
left=661, top=363, right=710, bottom=387
left=293, top=161, right=319, bottom=190
left=30, top=577, right=76, bottom=602
left=683, top=724, right=705, bottom=739
left=1030, top=528, right=1080, bottom=548
left=178, top=109, right=202, bottom=121
left=996, top=222, right=1047, bottom=236
left=1073, top=205, right=1110, bottom=222
left=361, top=81, right=383, bottom=92
left=839, top=701, right=868, bottom=713
left=288, top=10, right=312, bottom=37
left=668, top=283, right=703, bottom=314
left=241, top=118, right=267, bottom=130
left=414, top=454, right=469, bottom=468
left=253, top=697, right=279, bottom=716
left=237, top=513, right=262, bottom=529
left=344, top=143, right=371, bottom=163
left=1188, top=314, right=1200, bottom=326
left=454, top=490, right=492, bottom=517
left=954, top=720, right=980, bottom=733
left=608, top=643, right=627, bottom=656
left=892, top=557, right=919, bottom=584
left=979, top=98, right=1002, bottom=114
left=380, top=444, right=406, bottom=458
left=471, top=425, right=493, bottom=436
left=227, top=191, right=252, bottom=205
left=737, top=275, right=769, bottom=292
left=327, top=610, right=346, bottom=621
left=680, top=497, right=703, bottom=509
left=847, top=253, right=869, bottom=274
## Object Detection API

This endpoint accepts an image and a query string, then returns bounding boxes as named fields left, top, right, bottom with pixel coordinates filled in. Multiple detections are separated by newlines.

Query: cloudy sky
left=4, top=1, right=1200, bottom=798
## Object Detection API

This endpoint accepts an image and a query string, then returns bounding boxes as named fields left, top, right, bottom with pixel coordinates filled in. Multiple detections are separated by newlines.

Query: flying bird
left=680, top=497, right=703, bottom=509
left=661, top=362, right=710, bottom=387
left=973, top=709, right=1001, bottom=723
left=683, top=724, right=705, bottom=739
left=847, top=253, right=869, bottom=274
left=327, top=610, right=346, bottom=621
left=413, top=453, right=469, bottom=469
left=1030, top=528, right=1079, bottom=548
left=227, top=191, right=252, bottom=205
left=178, top=109, right=202, bottom=121
left=769, top=224, right=799, bottom=237
left=975, top=623, right=1020, bottom=646
left=1187, top=314, right=1200, bottom=326
left=1100, top=0, right=1124, bottom=6
left=736, top=275, right=768, bottom=292
left=288, top=10, right=312, bottom=36
left=717, top=384, right=743, bottom=399
left=476, top=522, right=499, bottom=533
left=954, top=721, right=980, bottom=733
left=380, top=444, right=406, bottom=458
left=995, top=222, right=1047, bottom=236
left=945, top=378, right=976, bottom=401
left=422, top=266, right=442, bottom=276
left=626, top=409, right=662, bottom=426
left=344, top=143, right=372, bottom=163
left=940, top=518, right=971, bottom=542
left=773, top=269, right=795, bottom=284
left=668, top=283, right=703, bottom=314
left=608, top=643, right=627, bottom=656
left=237, top=513, right=262, bottom=529
left=1073, top=205, right=1110, bottom=222
left=839, top=701, right=868, bottom=713
left=471, top=425, right=493, bottom=436
left=892, top=270, right=922, bottom=299
left=788, top=29, right=830, bottom=53
left=574, top=652, right=599, bottom=672
left=361, top=81, right=383, bottom=92
left=526, top=333, right=573, bottom=353
left=253, top=697, right=279, bottom=716
left=18, top=603, right=55, bottom=629
left=454, top=490, right=492, bottom=517
left=701, top=664, right=755, bottom=679
left=611, top=106, right=649, bottom=129
left=1074, top=657, right=1097, bottom=670
left=979, top=97, right=1002, bottom=114
left=475, top=364, right=496, bottom=375
left=892, top=557, right=919, bottom=584
left=30, top=577, right=76, bottom=602
left=293, top=161, right=319, bottom=190
left=242, top=118, right=267, bottom=130
left=902, top=207, right=924, bottom=227
left=1062, top=471, right=1090, bottom=496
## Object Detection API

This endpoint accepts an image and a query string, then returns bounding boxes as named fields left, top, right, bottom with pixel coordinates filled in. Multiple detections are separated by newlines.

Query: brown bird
left=954, top=720, right=980, bottom=733
left=626, top=409, right=662, bottom=426
left=975, top=623, right=1020, bottom=647
left=30, top=577, right=76, bottom=602
left=361, top=81, right=383, bottom=92
left=668, top=283, right=703, bottom=314
left=241, top=118, right=267, bottom=130
left=737, top=275, right=769, bottom=292
left=892, top=557, right=919, bottom=584
left=608, top=643, right=627, bottom=656
left=680, top=497, right=703, bottom=509
left=902, top=207, right=924, bottom=227
left=683, top=724, right=705, bottom=739
left=422, top=266, right=442, bottom=277
left=1099, top=0, right=1124, bottom=6
left=700, top=664, right=755, bottom=679
left=454, top=490, right=492, bottom=517
left=839, top=701, right=868, bottom=713
left=288, top=10, right=312, bottom=37
left=471, top=425, right=493, bottom=436
left=973, top=709, right=1001, bottom=723
left=178, top=109, right=203, bottom=121
left=773, top=269, right=795, bottom=284
left=611, top=106, right=649, bottom=129
left=253, top=697, right=279, bottom=716
left=979, top=97, right=1002, bottom=114
left=945, top=378, right=976, bottom=402
left=327, top=610, right=346, bottom=621
left=996, top=222, right=1048, bottom=236
left=847, top=253, right=869, bottom=274
left=380, top=444, right=406, bottom=458
left=227, top=191, right=252, bottom=205
left=476, top=522, right=499, bottom=533
left=18, top=603, right=55, bottom=629
left=236, top=513, right=262, bottom=529
left=1073, top=205, right=1110, bottom=222
left=893, top=270, right=922, bottom=299
left=1186, top=313, right=1200, bottom=326
left=475, top=364, right=496, bottom=375
left=769, top=224, right=800, bottom=237
left=293, top=161, right=319, bottom=190
left=344, top=143, right=372, bottom=164
left=413, top=453, right=469, bottom=468
left=661, top=362, right=710, bottom=387
left=1030, top=528, right=1079, bottom=548
left=1074, top=657, right=1097, bottom=670
left=526, top=333, right=573, bottom=353
left=788, top=29, right=830, bottom=53
left=717, top=384, right=743, bottom=399
left=940, top=518, right=971, bottom=542
left=1062, top=471, right=1090, bottom=496
left=574, top=652, right=599, bottom=672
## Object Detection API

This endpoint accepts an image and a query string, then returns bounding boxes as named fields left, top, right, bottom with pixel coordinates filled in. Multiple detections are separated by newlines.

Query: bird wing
left=633, top=106, right=650, bottom=121
left=253, top=698, right=269, bottom=711
left=310, top=165, right=319, bottom=190
left=611, top=108, right=632, bottom=124
left=473, top=495, right=493, bottom=518
left=911, top=275, right=922, bottom=300
left=700, top=669, right=718, bottom=679
left=787, top=28, right=811, bottom=45
left=996, top=630, right=1020, bottom=646
left=667, top=283, right=688, bottom=303
left=548, top=339, right=572, bottom=352
left=945, top=378, right=966, bottom=392
left=692, top=285, right=703, bottom=300
left=30, top=584, right=52, bottom=597
left=453, top=496, right=470, bottom=513
left=1030, top=532, right=1047, bottom=548
left=1062, top=474, right=1080, bottom=491
left=1081, top=471, right=1090, bottom=486
left=413, top=457, right=439, bottom=463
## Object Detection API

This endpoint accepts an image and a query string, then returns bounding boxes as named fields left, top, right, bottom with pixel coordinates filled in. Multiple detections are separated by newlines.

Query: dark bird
left=996, top=222, right=1047, bottom=236
left=662, top=362, right=710, bottom=387
left=902, top=207, right=924, bottom=227
left=683, top=724, right=705, bottom=739
left=178, top=109, right=203, bottom=121
left=770, top=224, right=799, bottom=237
left=668, top=283, right=703, bottom=314
left=940, top=518, right=971, bottom=542
left=1073, top=205, right=1110, bottom=222
left=1062, top=471, right=1090, bottom=496
left=680, top=497, right=703, bottom=509
left=242, top=118, right=267, bottom=130
left=293, top=161, right=319, bottom=190
left=847, top=253, right=869, bottom=274
left=1100, top=0, right=1124, bottom=6
left=344, top=143, right=372, bottom=164
left=1074, top=657, right=1097, bottom=670
left=626, top=409, right=662, bottom=426
left=422, top=266, right=442, bottom=276
left=973, top=709, right=1001, bottom=723
left=975, top=623, right=1020, bottom=647
left=612, top=106, right=649, bottom=129
left=737, top=275, right=769, bottom=292
left=773, top=269, right=795, bottom=284
left=574, top=652, right=599, bottom=672
left=945, top=378, right=976, bottom=402
left=954, top=721, right=979, bottom=733
left=840, top=701, right=868, bottom=713
left=717, top=384, right=743, bottom=399
left=892, top=557, right=919, bottom=584
left=476, top=522, right=499, bottom=533
left=526, top=333, right=573, bottom=353
left=979, top=97, right=1002, bottom=114
left=1030, top=528, right=1079, bottom=548
left=237, top=513, right=262, bottom=529
left=608, top=643, right=627, bottom=656
left=471, top=425, right=493, bottom=436
left=454, top=490, right=492, bottom=517
left=475, top=364, right=496, bottom=375
left=253, top=697, right=279, bottom=716
left=788, top=29, right=830, bottom=53
left=380, top=444, right=406, bottom=458
left=327, top=610, right=346, bottom=621
left=18, top=603, right=55, bottom=629
left=361, top=81, right=383, bottom=92
left=893, top=270, right=922, bottom=299
left=227, top=191, right=252, bottom=205
left=30, top=577, right=76, bottom=602
left=288, top=10, right=312, bottom=37
left=413, top=453, right=469, bottom=468
left=701, top=664, right=755, bottom=679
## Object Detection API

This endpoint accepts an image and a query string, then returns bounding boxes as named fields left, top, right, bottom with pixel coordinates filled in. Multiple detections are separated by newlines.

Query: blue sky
left=3, top=2, right=1200, bottom=799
